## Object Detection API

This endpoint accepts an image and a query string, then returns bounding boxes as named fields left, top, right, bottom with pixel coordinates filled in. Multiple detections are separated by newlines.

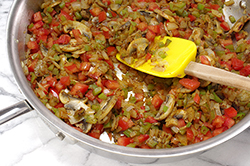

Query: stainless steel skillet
left=3, top=0, right=250, bottom=164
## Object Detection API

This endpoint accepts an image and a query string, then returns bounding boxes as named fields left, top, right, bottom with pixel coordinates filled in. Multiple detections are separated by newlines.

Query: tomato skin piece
left=224, top=107, right=237, bottom=118
left=88, top=124, right=104, bottom=139
left=70, top=82, right=89, bottom=96
left=240, top=65, right=250, bottom=76
left=151, top=94, right=163, bottom=109
left=98, top=11, right=107, bottom=22
left=104, top=80, right=120, bottom=89
left=57, top=34, right=71, bottom=45
left=231, top=58, right=244, bottom=70
left=179, top=78, right=200, bottom=91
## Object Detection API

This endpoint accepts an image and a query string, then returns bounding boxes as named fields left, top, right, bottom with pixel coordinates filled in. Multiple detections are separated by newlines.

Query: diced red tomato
left=79, top=62, right=91, bottom=71
left=60, top=76, right=70, bottom=86
left=117, top=136, right=132, bottom=146
left=235, top=31, right=247, bottom=41
left=240, top=64, right=250, bottom=76
left=210, top=4, right=220, bottom=10
left=28, top=58, right=38, bottom=72
left=137, top=22, right=148, bottom=31
left=145, top=116, right=158, bottom=123
left=29, top=21, right=44, bottom=31
left=179, top=78, right=200, bottom=91
left=105, top=59, right=114, bottom=69
left=59, top=10, right=73, bottom=21
left=72, top=29, right=83, bottom=43
left=212, top=127, right=224, bottom=137
left=172, top=29, right=180, bottom=37
left=220, top=38, right=233, bottom=47
left=33, top=11, right=43, bottom=23
left=212, top=116, right=225, bottom=128
left=85, top=89, right=96, bottom=101
left=223, top=116, right=235, bottom=129
left=54, top=103, right=64, bottom=108
left=137, top=134, right=149, bottom=143
left=37, top=35, right=47, bottom=43
left=177, top=119, right=186, bottom=128
left=193, top=93, right=200, bottom=104
left=27, top=41, right=39, bottom=50
left=50, top=88, right=59, bottom=99
left=72, top=126, right=84, bottom=132
left=78, top=72, right=88, bottom=81
left=118, top=116, right=134, bottom=131
left=188, top=14, right=196, bottom=22
left=102, top=0, right=111, bottom=5
left=203, top=130, right=213, bottom=141
left=64, top=63, right=80, bottom=73
left=88, top=124, right=104, bottom=139
left=224, top=107, right=237, bottom=118
left=151, top=94, right=163, bottom=109
left=200, top=55, right=210, bottom=65
left=148, top=2, right=160, bottom=11
left=104, top=80, right=120, bottom=89
left=148, top=25, right=160, bottom=34
left=186, top=128, right=194, bottom=142
left=145, top=53, right=152, bottom=61
left=146, top=30, right=156, bottom=41
left=89, top=7, right=101, bottom=17
left=135, top=93, right=144, bottom=102
left=162, top=125, right=173, bottom=134
left=114, top=96, right=123, bottom=109
left=70, top=82, right=89, bottom=96
left=55, top=82, right=64, bottom=92
left=140, top=144, right=151, bottom=149
left=57, top=34, right=71, bottom=45
left=106, top=46, right=117, bottom=56
left=220, top=22, right=230, bottom=31
left=231, top=58, right=244, bottom=70
left=98, top=11, right=107, bottom=22
left=103, top=29, right=110, bottom=39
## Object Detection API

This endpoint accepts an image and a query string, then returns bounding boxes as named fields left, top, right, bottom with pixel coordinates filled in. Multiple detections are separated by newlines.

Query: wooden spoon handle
left=185, top=61, right=250, bottom=91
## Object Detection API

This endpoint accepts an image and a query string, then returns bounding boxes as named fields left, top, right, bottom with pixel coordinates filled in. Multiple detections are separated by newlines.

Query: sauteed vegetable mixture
left=22, top=0, right=250, bottom=148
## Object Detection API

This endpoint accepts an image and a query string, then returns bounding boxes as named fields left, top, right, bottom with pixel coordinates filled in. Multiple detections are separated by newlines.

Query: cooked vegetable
left=22, top=0, right=250, bottom=149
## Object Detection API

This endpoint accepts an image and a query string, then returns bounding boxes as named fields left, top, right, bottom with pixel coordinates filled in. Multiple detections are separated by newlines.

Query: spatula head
left=116, top=36, right=197, bottom=78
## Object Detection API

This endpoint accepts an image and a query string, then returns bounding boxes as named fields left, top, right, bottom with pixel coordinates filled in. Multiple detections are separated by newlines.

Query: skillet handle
left=185, top=61, right=250, bottom=91
left=0, top=100, right=34, bottom=125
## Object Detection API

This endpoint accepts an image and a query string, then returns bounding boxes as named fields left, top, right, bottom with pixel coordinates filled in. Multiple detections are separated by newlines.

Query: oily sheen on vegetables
left=22, top=0, right=250, bottom=148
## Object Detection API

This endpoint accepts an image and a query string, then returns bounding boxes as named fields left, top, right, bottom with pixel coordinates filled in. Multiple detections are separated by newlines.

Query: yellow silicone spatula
left=116, top=36, right=250, bottom=91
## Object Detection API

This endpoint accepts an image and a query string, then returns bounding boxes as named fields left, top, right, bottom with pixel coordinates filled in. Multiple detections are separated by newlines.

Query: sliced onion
left=71, top=2, right=82, bottom=11
left=166, top=22, right=178, bottom=30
